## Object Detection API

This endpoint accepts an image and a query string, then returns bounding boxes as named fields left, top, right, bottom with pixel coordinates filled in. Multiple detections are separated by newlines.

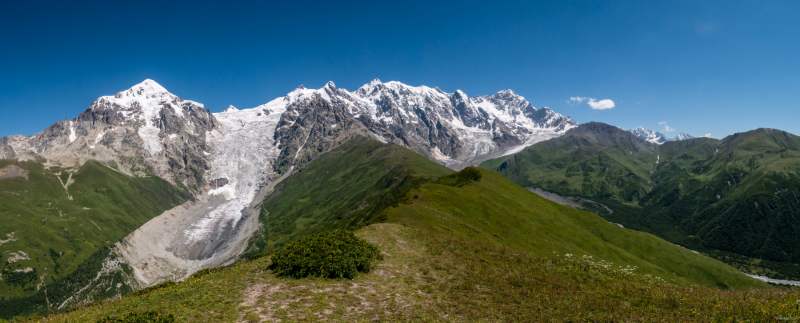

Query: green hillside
left=482, top=123, right=800, bottom=279
left=244, top=136, right=452, bottom=255
left=0, top=159, right=188, bottom=318
left=480, top=122, right=659, bottom=202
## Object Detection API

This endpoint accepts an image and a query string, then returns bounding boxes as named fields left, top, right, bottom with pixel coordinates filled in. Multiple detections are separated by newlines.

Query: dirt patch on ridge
left=0, top=164, right=28, bottom=181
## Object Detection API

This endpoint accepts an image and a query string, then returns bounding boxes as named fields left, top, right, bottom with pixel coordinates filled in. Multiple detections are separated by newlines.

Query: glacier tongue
left=179, top=97, right=288, bottom=251
left=116, top=97, right=289, bottom=286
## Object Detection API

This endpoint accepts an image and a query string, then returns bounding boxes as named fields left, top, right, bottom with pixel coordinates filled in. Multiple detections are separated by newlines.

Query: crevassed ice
left=180, top=96, right=288, bottom=245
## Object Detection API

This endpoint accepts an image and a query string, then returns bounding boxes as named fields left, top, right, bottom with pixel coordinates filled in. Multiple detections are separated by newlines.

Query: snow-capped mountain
left=626, top=127, right=695, bottom=144
left=0, top=78, right=577, bottom=288
left=672, top=132, right=695, bottom=141
left=0, top=79, right=218, bottom=187
left=268, top=79, right=577, bottom=170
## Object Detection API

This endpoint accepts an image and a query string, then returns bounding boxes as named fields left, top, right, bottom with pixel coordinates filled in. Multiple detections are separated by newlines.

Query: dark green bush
left=94, top=310, right=174, bottom=323
left=436, top=167, right=482, bottom=187
left=269, top=230, right=383, bottom=279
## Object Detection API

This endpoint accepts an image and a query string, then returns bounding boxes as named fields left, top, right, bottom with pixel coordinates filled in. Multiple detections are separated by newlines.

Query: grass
left=39, top=223, right=800, bottom=322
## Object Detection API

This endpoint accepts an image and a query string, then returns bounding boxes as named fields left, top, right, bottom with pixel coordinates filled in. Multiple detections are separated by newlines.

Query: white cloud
left=587, top=98, right=615, bottom=110
left=701, top=133, right=712, bottom=138
left=568, top=96, right=615, bottom=110
left=658, top=121, right=675, bottom=133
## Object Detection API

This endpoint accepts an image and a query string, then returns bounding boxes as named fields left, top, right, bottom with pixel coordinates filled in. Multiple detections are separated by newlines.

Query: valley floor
left=42, top=223, right=800, bottom=322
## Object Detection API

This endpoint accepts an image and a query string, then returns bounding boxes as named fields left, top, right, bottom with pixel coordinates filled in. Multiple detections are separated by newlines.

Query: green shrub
left=95, top=311, right=174, bottom=323
left=269, top=230, right=383, bottom=279
left=436, top=166, right=482, bottom=187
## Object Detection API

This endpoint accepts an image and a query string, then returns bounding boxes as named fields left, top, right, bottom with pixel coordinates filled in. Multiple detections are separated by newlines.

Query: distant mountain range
left=626, top=126, right=695, bottom=144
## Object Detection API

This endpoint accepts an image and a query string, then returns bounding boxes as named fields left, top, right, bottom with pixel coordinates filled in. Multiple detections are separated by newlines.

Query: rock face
left=269, top=79, right=578, bottom=170
left=0, top=164, right=28, bottom=180
left=0, top=78, right=578, bottom=289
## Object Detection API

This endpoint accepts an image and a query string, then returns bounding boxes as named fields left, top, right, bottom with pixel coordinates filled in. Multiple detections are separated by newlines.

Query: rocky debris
left=4, top=250, right=30, bottom=263
left=0, top=164, right=28, bottom=180
left=209, top=177, right=229, bottom=188
left=0, top=232, right=16, bottom=246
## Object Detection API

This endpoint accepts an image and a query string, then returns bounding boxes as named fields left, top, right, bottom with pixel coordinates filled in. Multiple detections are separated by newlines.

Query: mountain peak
left=673, top=132, right=695, bottom=141
left=324, top=81, right=336, bottom=90
left=222, top=105, right=239, bottom=113
left=128, top=79, right=169, bottom=96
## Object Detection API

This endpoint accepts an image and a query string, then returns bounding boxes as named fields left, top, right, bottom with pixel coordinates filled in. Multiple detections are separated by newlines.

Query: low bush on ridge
left=269, top=230, right=383, bottom=279
left=436, top=166, right=482, bottom=187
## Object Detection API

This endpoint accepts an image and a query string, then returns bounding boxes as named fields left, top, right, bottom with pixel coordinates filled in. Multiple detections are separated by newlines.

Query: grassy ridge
left=0, top=159, right=188, bottom=318
left=383, top=167, right=765, bottom=289
left=482, top=125, right=800, bottom=279
left=245, top=136, right=452, bottom=254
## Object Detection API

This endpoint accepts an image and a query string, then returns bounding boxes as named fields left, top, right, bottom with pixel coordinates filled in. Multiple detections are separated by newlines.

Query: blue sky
left=1, top=0, right=798, bottom=138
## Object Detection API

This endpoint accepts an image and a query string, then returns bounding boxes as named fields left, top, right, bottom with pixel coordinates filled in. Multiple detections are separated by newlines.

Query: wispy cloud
left=695, top=21, right=721, bottom=36
left=701, top=133, right=712, bottom=138
left=568, top=97, right=615, bottom=110
left=568, top=97, right=589, bottom=105
left=658, top=121, right=675, bottom=133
